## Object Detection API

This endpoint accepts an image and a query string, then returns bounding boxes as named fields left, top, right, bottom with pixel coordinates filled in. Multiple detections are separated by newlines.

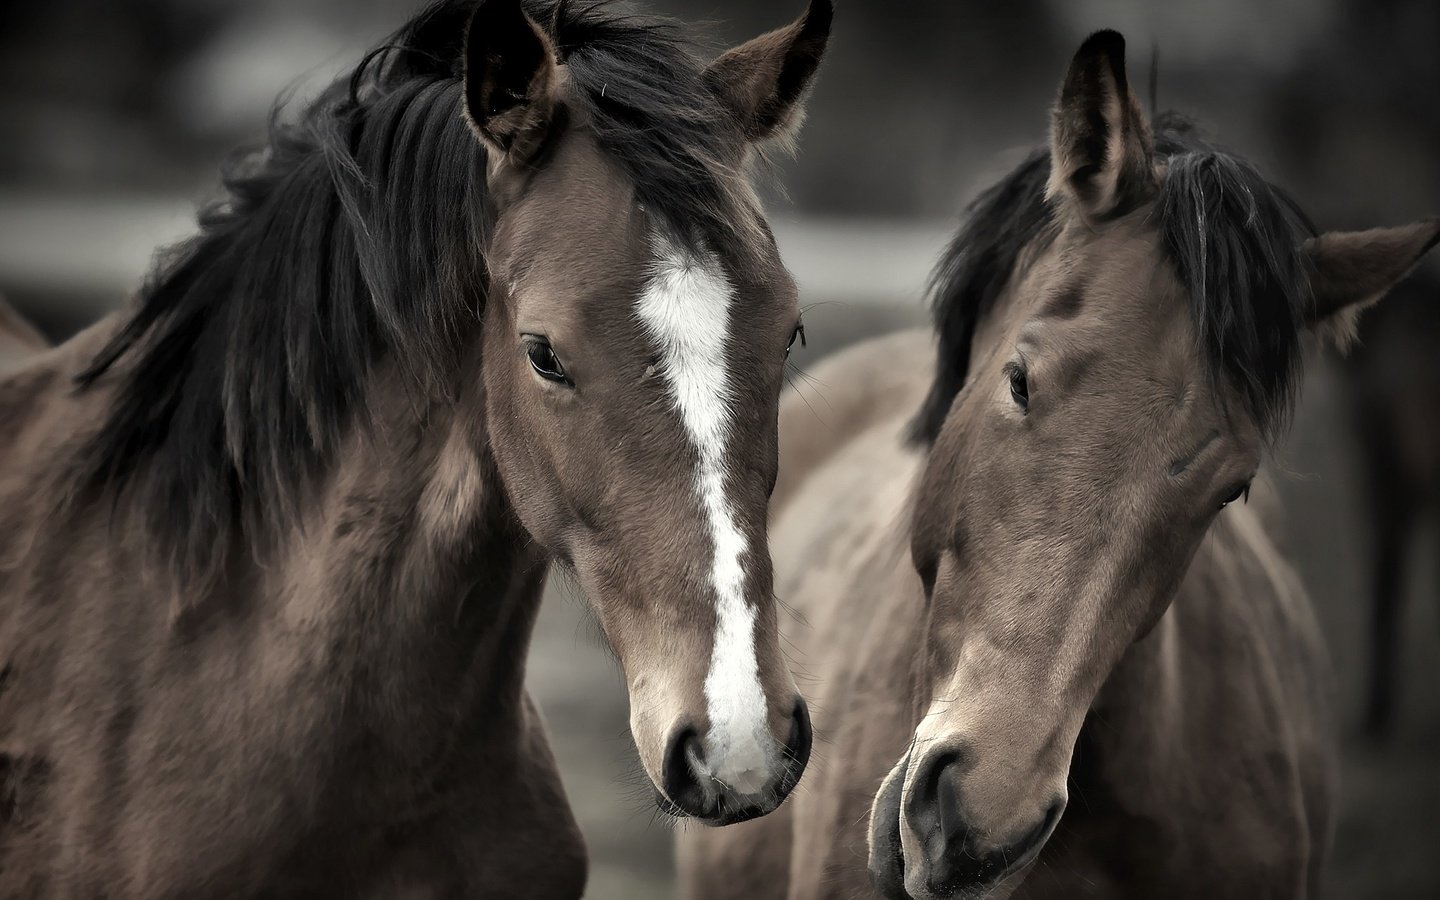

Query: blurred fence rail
left=0, top=190, right=954, bottom=336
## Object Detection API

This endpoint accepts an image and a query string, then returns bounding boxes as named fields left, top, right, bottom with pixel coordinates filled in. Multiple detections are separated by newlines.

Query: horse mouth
left=655, top=790, right=775, bottom=826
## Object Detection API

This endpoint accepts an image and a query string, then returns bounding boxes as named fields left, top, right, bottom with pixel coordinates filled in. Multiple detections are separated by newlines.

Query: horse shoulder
left=773, top=328, right=934, bottom=514
left=770, top=327, right=932, bottom=701
left=769, top=326, right=933, bottom=686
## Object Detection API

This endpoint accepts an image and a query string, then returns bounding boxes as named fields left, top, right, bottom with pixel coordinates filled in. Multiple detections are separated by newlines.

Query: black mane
left=73, top=0, right=746, bottom=581
left=910, top=147, right=1054, bottom=445
left=912, top=114, right=1316, bottom=446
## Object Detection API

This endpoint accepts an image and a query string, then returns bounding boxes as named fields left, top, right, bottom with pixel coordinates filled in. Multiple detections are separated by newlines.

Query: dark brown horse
left=678, top=31, right=1439, bottom=900
left=1340, top=267, right=1440, bottom=736
left=0, top=0, right=832, bottom=896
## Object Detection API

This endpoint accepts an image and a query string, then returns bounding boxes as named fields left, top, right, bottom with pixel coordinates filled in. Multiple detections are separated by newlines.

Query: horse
left=1339, top=266, right=1440, bottom=736
left=677, top=30, right=1440, bottom=900
left=0, top=295, right=49, bottom=374
left=0, top=0, right=833, bottom=895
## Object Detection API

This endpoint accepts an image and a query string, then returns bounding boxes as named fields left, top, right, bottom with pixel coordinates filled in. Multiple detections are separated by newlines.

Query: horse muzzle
left=869, top=748, right=1064, bottom=899
left=658, top=695, right=812, bottom=825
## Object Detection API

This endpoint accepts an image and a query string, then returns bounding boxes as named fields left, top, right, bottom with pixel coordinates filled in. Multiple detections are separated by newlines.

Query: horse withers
left=0, top=0, right=831, bottom=896
left=0, top=295, right=49, bottom=373
left=678, top=30, right=1439, bottom=900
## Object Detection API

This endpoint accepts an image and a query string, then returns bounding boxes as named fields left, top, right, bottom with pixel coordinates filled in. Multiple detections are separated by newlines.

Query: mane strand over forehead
left=541, top=0, right=748, bottom=249
left=912, top=113, right=1316, bottom=447
left=910, top=149, right=1056, bottom=444
left=69, top=0, right=746, bottom=585
left=1152, top=114, right=1314, bottom=443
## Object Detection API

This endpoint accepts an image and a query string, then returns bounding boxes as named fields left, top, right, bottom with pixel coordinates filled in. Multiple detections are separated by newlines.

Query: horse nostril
left=935, top=761, right=966, bottom=842
left=661, top=724, right=708, bottom=818
left=787, top=698, right=812, bottom=764
left=905, top=750, right=963, bottom=847
left=909, top=754, right=1064, bottom=895
left=659, top=703, right=814, bottom=824
left=776, top=696, right=813, bottom=798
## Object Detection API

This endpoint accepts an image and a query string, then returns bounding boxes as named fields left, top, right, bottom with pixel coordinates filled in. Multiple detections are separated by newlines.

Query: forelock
left=1151, top=114, right=1316, bottom=443
left=544, top=1, right=753, bottom=256
left=914, top=114, right=1318, bottom=448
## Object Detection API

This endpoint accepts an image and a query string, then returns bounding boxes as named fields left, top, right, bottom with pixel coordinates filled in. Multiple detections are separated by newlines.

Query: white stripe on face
left=635, top=230, right=772, bottom=795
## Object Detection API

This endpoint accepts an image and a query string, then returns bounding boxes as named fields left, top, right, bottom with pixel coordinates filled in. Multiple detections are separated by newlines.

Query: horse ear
left=1303, top=220, right=1440, bottom=345
left=1047, top=30, right=1156, bottom=221
left=463, top=0, right=558, bottom=164
left=704, top=0, right=832, bottom=144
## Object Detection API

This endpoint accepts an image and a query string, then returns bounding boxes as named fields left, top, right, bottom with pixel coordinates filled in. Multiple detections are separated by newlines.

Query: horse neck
left=1081, top=530, right=1254, bottom=806
left=1092, top=603, right=1183, bottom=735
left=246, top=350, right=550, bottom=708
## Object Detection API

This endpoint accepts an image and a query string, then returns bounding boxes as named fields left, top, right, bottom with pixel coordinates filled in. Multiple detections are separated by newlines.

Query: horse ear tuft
left=462, top=0, right=558, bottom=164
left=1304, top=220, right=1440, bottom=348
left=704, top=0, right=832, bottom=145
left=1047, top=30, right=1157, bottom=222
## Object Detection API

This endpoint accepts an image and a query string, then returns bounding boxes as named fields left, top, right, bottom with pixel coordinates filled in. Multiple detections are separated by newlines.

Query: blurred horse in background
left=678, top=30, right=1439, bottom=900
left=0, top=0, right=832, bottom=896
left=1342, top=266, right=1440, bottom=736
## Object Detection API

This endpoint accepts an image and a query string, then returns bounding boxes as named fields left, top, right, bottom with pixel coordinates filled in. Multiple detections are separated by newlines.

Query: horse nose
left=660, top=722, right=709, bottom=816
left=784, top=694, right=814, bottom=776
left=659, top=696, right=812, bottom=825
left=906, top=751, right=1063, bottom=894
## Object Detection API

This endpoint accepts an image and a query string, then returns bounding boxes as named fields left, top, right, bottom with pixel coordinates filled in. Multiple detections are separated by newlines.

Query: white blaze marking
left=635, top=231, right=771, bottom=795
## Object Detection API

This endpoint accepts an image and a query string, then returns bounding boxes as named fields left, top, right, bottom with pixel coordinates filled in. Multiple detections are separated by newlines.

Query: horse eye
left=525, top=340, right=570, bottom=385
left=1219, top=481, right=1252, bottom=510
left=786, top=323, right=806, bottom=358
left=1008, top=364, right=1029, bottom=412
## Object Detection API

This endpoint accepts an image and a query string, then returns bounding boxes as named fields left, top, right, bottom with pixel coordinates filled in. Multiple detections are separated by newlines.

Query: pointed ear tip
left=1065, top=30, right=1128, bottom=88
left=1423, top=218, right=1440, bottom=253
left=801, top=0, right=835, bottom=37
left=1079, top=29, right=1127, bottom=60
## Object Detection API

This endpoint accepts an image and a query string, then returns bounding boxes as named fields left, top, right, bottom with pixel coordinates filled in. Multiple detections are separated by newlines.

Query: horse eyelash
left=1003, top=360, right=1031, bottom=390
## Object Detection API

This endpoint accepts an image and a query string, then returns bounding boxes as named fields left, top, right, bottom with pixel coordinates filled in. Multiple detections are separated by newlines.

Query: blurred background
left=1, top=0, right=1436, bottom=896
